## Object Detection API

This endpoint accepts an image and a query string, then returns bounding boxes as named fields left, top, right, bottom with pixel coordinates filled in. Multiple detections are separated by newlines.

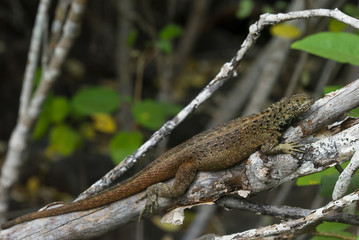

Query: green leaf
left=33, top=111, right=51, bottom=139
left=323, top=85, right=342, bottom=95
left=50, top=125, right=81, bottom=156
left=71, top=87, right=120, bottom=115
left=328, top=19, right=347, bottom=32
left=299, top=161, right=359, bottom=198
left=274, top=1, right=288, bottom=10
left=155, top=40, right=173, bottom=54
left=351, top=171, right=359, bottom=189
left=343, top=3, right=359, bottom=18
left=126, top=28, right=138, bottom=47
left=316, top=222, right=353, bottom=237
left=159, top=24, right=183, bottom=41
left=319, top=173, right=339, bottom=198
left=110, top=131, right=143, bottom=164
left=270, top=24, right=301, bottom=39
left=348, top=107, right=359, bottom=117
left=298, top=161, right=356, bottom=198
left=132, top=99, right=181, bottom=130
left=132, top=100, right=166, bottom=130
left=316, top=222, right=350, bottom=232
left=49, top=96, right=70, bottom=123
left=296, top=162, right=348, bottom=186
left=160, top=102, right=182, bottom=116
left=261, top=5, right=274, bottom=14
left=297, top=167, right=336, bottom=186
left=32, top=95, right=54, bottom=139
left=33, top=68, right=42, bottom=90
left=291, top=32, right=359, bottom=66
left=236, top=0, right=253, bottom=19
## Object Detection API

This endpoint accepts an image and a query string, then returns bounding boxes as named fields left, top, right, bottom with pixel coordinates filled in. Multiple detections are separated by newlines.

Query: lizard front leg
left=261, top=131, right=304, bottom=155
left=140, top=161, right=196, bottom=219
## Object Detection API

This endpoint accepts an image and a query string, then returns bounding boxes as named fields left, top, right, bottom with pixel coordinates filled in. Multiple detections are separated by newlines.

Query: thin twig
left=18, top=0, right=51, bottom=120
left=217, top=197, right=359, bottom=225
left=212, top=190, right=359, bottom=239
left=0, top=0, right=87, bottom=224
left=0, top=0, right=51, bottom=224
left=79, top=8, right=359, bottom=199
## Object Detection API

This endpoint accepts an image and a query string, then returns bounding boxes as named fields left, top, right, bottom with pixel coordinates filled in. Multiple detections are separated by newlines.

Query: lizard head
left=270, top=93, right=315, bottom=130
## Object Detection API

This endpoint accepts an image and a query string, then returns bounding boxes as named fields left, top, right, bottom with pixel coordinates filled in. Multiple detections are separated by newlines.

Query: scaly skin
left=1, top=93, right=314, bottom=229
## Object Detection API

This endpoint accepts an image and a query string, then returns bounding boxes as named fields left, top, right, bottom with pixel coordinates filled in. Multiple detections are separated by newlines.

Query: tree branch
left=0, top=0, right=87, bottom=226
left=3, top=78, right=358, bottom=239
left=217, top=197, right=359, bottom=226
left=79, top=8, right=359, bottom=199
left=2, top=8, right=359, bottom=240
left=206, top=190, right=359, bottom=239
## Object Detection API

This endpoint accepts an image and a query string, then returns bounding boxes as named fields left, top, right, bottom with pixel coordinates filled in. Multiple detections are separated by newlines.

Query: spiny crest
left=265, top=93, right=314, bottom=129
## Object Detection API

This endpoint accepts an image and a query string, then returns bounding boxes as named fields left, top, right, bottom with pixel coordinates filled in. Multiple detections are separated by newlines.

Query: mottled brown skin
left=1, top=93, right=314, bottom=229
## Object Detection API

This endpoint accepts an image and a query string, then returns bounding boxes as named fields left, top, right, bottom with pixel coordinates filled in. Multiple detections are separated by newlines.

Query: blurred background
left=1, top=0, right=359, bottom=239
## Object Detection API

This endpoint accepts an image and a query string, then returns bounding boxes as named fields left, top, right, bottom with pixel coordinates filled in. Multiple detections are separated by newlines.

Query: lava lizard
left=1, top=93, right=314, bottom=229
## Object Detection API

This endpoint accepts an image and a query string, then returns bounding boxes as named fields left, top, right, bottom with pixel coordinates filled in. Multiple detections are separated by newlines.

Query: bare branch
left=0, top=0, right=87, bottom=225
left=211, top=191, right=359, bottom=239
left=46, top=0, right=72, bottom=61
left=18, top=0, right=51, bottom=122
left=333, top=149, right=359, bottom=200
left=2, top=7, right=359, bottom=240
left=0, top=0, right=51, bottom=224
left=2, top=79, right=359, bottom=239
left=217, top=197, right=359, bottom=226
left=79, top=8, right=359, bottom=199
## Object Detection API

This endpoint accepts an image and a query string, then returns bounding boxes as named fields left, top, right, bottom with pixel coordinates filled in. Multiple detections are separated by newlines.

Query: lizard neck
left=257, top=93, right=314, bottom=131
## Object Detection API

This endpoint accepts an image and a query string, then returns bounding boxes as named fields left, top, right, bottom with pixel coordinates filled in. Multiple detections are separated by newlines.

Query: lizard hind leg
left=139, top=162, right=196, bottom=220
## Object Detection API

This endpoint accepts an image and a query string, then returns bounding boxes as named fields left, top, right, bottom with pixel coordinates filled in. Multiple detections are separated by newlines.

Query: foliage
left=49, top=124, right=81, bottom=157
left=311, top=222, right=354, bottom=240
left=110, top=131, right=143, bottom=165
left=296, top=164, right=342, bottom=186
left=155, top=24, right=183, bottom=54
left=91, top=114, right=117, bottom=134
left=132, top=99, right=181, bottom=130
left=71, top=87, right=120, bottom=115
left=236, top=0, right=288, bottom=19
left=292, top=32, right=359, bottom=66
left=296, top=162, right=359, bottom=198
left=270, top=24, right=301, bottom=39
left=236, top=0, right=253, bottom=19
left=33, top=87, right=181, bottom=164
left=126, top=28, right=138, bottom=47
left=323, top=85, right=343, bottom=95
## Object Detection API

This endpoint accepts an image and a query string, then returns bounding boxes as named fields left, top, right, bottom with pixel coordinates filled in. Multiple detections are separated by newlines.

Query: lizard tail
left=2, top=163, right=176, bottom=229
left=1, top=201, right=86, bottom=229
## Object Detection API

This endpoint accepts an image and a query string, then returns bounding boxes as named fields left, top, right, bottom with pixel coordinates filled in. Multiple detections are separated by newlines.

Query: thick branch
left=2, top=8, right=359, bottom=240
left=2, top=80, right=359, bottom=239
left=0, top=0, right=87, bottom=229
left=79, top=8, right=359, bottom=199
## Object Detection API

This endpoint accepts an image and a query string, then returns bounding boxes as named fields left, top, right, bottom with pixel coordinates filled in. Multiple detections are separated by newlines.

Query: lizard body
left=1, top=93, right=314, bottom=229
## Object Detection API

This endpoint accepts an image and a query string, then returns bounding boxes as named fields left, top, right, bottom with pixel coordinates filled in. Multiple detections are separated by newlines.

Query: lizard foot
left=278, top=142, right=305, bottom=155
left=138, top=184, right=161, bottom=221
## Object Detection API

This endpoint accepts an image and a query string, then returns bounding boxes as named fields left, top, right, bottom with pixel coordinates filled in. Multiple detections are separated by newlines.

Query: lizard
left=1, top=93, right=314, bottom=229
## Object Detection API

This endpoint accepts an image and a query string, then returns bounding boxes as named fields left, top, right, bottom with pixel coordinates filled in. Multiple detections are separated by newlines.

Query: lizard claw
left=138, top=185, right=159, bottom=222
left=280, top=141, right=305, bottom=155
